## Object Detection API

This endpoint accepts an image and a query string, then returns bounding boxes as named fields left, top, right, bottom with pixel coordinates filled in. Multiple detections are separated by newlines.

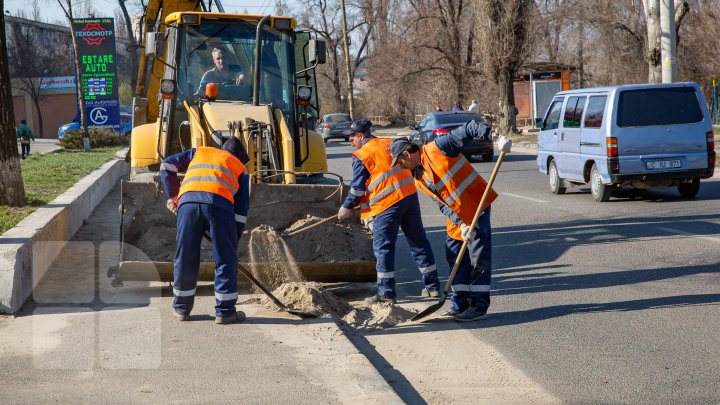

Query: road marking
left=502, top=192, right=547, bottom=203
left=656, top=226, right=720, bottom=244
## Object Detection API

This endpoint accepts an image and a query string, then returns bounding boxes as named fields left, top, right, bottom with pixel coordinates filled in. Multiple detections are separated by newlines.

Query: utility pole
left=660, top=0, right=677, bottom=83
left=339, top=0, right=354, bottom=119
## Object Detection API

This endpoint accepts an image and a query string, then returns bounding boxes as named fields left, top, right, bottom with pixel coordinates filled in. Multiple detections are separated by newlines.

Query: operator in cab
left=197, top=47, right=248, bottom=99
left=160, top=137, right=250, bottom=325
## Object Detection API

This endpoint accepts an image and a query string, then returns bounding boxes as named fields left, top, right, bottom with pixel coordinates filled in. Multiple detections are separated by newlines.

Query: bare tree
left=298, top=0, right=372, bottom=114
left=7, top=13, right=72, bottom=139
left=0, top=12, right=26, bottom=206
left=57, top=0, right=90, bottom=151
left=117, top=0, right=140, bottom=90
left=476, top=0, right=533, bottom=134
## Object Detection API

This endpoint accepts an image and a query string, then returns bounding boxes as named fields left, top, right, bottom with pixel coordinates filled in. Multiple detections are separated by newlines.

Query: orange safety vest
left=415, top=142, right=497, bottom=240
left=353, top=138, right=417, bottom=219
left=178, top=147, right=246, bottom=204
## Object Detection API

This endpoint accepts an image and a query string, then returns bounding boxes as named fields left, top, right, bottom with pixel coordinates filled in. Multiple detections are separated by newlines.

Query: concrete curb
left=0, top=157, right=128, bottom=314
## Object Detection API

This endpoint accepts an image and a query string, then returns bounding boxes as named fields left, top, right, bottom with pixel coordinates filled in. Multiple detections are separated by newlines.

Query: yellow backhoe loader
left=116, top=1, right=374, bottom=284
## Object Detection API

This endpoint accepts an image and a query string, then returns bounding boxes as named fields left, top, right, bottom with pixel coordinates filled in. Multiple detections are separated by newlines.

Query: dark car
left=410, top=112, right=494, bottom=161
left=319, top=113, right=352, bottom=143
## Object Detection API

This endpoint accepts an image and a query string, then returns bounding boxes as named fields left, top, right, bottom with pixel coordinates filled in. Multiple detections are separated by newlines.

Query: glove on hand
left=460, top=222, right=476, bottom=242
left=362, top=216, right=375, bottom=234
left=166, top=198, right=178, bottom=215
left=337, top=206, right=354, bottom=221
left=497, top=135, right=512, bottom=153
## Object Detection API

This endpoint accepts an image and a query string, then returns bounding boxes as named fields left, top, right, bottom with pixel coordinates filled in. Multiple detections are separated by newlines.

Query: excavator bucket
left=117, top=178, right=376, bottom=284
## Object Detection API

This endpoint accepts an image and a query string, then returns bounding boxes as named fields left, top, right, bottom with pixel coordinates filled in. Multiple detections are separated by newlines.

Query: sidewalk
left=17, top=138, right=63, bottom=157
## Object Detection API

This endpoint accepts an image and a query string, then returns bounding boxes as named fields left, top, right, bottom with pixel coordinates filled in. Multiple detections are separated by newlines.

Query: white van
left=536, top=82, right=715, bottom=201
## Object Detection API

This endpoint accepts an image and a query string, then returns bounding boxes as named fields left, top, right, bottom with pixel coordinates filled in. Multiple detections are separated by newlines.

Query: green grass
left=0, top=148, right=121, bottom=234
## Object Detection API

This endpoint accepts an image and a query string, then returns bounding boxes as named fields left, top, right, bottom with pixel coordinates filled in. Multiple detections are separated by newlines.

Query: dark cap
left=389, top=137, right=414, bottom=167
left=342, top=119, right=372, bottom=137
left=222, top=136, right=249, bottom=164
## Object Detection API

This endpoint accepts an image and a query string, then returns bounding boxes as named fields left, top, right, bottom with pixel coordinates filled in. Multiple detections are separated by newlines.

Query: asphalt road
left=325, top=139, right=720, bottom=404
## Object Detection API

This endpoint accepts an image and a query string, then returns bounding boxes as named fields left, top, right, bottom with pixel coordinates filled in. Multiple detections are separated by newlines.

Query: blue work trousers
left=372, top=193, right=439, bottom=299
left=445, top=206, right=492, bottom=313
left=173, top=202, right=239, bottom=317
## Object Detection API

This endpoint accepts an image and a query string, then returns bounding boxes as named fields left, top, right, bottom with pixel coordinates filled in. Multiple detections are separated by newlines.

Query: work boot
left=420, top=288, right=441, bottom=298
left=363, top=294, right=396, bottom=306
left=174, top=310, right=190, bottom=322
left=215, top=311, right=246, bottom=325
left=454, top=307, right=488, bottom=322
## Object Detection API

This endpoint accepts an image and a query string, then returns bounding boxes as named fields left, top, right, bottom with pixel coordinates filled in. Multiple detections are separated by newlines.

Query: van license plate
left=646, top=159, right=681, bottom=170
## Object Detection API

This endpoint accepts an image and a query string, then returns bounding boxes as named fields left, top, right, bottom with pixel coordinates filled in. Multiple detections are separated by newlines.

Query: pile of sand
left=263, top=282, right=352, bottom=318
left=342, top=304, right=415, bottom=330
left=279, top=215, right=374, bottom=263
left=261, top=282, right=416, bottom=330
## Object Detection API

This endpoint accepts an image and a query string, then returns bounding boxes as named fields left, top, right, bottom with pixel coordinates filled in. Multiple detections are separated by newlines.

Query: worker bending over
left=389, top=121, right=511, bottom=322
left=337, top=119, right=440, bottom=305
left=160, top=137, right=250, bottom=324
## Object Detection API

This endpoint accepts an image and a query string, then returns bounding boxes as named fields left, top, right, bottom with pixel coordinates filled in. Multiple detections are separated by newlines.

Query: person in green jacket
left=16, top=119, right=35, bottom=160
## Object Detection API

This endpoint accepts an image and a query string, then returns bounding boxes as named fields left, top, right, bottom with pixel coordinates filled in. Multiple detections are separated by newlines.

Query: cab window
left=543, top=100, right=563, bottom=130
left=563, top=96, right=585, bottom=128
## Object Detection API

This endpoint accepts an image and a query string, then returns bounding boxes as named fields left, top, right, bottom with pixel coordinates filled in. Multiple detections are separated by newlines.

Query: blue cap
left=342, top=119, right=372, bottom=136
left=389, top=137, right=414, bottom=167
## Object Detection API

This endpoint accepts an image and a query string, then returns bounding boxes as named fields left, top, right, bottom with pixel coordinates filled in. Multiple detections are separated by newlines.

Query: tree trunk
left=0, top=14, right=26, bottom=206
left=32, top=95, right=44, bottom=139
left=497, top=70, right=517, bottom=135
left=644, top=0, right=661, bottom=83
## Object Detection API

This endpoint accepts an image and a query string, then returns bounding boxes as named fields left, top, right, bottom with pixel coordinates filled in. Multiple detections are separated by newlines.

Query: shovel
left=412, top=149, right=508, bottom=322
left=202, top=232, right=318, bottom=319
left=282, top=206, right=360, bottom=238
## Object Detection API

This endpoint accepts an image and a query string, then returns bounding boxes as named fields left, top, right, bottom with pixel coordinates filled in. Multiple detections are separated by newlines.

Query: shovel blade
left=411, top=297, right=447, bottom=322
left=286, top=308, right=320, bottom=319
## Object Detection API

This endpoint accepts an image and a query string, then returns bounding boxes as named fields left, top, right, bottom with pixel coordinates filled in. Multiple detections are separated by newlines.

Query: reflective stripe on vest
left=178, top=147, right=246, bottom=204
left=352, top=138, right=417, bottom=219
left=418, top=142, right=497, bottom=236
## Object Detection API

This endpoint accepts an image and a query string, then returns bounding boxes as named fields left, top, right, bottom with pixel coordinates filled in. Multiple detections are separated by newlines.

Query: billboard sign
left=72, top=18, right=120, bottom=130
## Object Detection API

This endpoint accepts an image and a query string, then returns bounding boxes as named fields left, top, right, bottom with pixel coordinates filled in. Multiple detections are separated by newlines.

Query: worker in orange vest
left=337, top=119, right=440, bottom=305
left=389, top=120, right=511, bottom=321
left=160, top=137, right=250, bottom=324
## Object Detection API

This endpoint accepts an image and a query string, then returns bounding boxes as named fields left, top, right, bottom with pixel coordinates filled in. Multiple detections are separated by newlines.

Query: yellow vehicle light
left=181, top=14, right=200, bottom=25
left=273, top=18, right=292, bottom=29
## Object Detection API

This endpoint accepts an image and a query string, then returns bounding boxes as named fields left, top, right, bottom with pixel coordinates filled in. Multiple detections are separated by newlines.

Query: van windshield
left=617, top=87, right=703, bottom=127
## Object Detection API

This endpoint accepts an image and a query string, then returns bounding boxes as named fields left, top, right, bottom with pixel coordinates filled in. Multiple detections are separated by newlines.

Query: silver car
left=320, top=113, right=352, bottom=143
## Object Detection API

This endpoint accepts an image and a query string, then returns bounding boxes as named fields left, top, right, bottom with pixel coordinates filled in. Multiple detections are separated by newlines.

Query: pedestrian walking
left=389, top=120, right=511, bottom=321
left=16, top=119, right=35, bottom=160
left=337, top=119, right=441, bottom=305
left=160, top=137, right=250, bottom=324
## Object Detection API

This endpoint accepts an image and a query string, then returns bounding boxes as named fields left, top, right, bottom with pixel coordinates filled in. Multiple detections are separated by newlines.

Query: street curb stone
left=0, top=156, right=128, bottom=314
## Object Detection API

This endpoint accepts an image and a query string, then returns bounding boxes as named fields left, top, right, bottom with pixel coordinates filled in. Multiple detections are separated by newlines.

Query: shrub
left=60, top=128, right=129, bottom=150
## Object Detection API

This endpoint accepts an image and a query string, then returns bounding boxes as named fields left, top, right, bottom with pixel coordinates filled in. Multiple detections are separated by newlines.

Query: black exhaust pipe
left=253, top=15, right=271, bottom=106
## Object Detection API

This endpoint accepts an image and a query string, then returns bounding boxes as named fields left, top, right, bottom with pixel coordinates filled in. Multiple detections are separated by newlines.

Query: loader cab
left=151, top=13, right=324, bottom=171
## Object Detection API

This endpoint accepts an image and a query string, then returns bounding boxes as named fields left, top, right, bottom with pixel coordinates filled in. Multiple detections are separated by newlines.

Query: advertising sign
left=72, top=18, right=120, bottom=130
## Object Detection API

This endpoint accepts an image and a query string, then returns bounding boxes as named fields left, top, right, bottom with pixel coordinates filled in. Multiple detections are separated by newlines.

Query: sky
left=4, top=0, right=294, bottom=26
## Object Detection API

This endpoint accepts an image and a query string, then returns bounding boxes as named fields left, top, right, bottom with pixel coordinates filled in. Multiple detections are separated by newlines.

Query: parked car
left=319, top=113, right=352, bottom=142
left=57, top=111, right=132, bottom=140
left=409, top=112, right=494, bottom=161
left=536, top=82, right=715, bottom=202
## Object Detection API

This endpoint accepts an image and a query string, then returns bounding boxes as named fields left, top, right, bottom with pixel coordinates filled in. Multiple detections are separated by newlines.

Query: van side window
left=563, top=96, right=584, bottom=128
left=584, top=96, right=607, bottom=128
left=543, top=100, right=563, bottom=130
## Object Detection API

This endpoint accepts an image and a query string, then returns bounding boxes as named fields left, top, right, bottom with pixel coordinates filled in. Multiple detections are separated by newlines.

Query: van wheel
left=678, top=179, right=700, bottom=198
left=590, top=163, right=612, bottom=202
left=482, top=151, right=494, bottom=162
left=548, top=160, right=566, bottom=194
